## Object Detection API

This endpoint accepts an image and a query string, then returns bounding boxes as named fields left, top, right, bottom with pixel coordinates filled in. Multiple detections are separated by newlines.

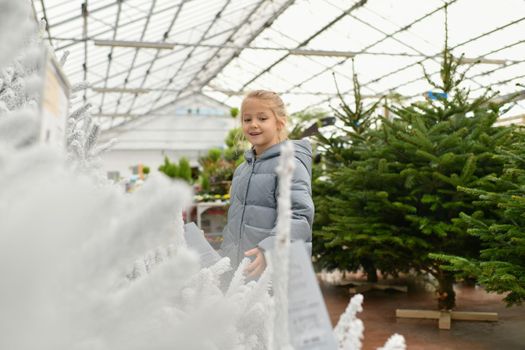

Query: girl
left=219, top=90, right=314, bottom=278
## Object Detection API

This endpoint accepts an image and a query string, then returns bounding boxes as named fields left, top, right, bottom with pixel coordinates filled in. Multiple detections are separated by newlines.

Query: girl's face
left=241, top=97, right=283, bottom=156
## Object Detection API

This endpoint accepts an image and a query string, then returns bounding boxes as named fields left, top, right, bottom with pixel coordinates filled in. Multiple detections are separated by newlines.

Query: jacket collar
left=244, top=142, right=283, bottom=163
left=243, top=139, right=312, bottom=168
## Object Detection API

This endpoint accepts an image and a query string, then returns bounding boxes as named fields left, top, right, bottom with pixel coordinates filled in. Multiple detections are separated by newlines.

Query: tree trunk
left=436, top=270, right=456, bottom=310
left=362, top=259, right=378, bottom=283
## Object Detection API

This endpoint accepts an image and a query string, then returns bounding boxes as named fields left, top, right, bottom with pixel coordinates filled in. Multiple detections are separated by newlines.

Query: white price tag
left=288, top=241, right=337, bottom=349
left=184, top=222, right=221, bottom=268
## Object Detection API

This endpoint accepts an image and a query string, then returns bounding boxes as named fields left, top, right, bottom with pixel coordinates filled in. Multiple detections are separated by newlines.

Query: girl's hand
left=244, top=247, right=266, bottom=278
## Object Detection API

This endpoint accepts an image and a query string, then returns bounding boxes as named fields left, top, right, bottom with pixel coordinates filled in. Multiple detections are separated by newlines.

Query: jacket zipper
left=236, top=158, right=256, bottom=265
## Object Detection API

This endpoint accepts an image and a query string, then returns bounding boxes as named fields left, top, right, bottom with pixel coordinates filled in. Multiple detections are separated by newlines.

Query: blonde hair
left=240, top=90, right=289, bottom=141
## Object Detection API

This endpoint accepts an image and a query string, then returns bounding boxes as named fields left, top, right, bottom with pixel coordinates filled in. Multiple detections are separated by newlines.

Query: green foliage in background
left=432, top=127, right=525, bottom=306
left=198, top=127, right=246, bottom=195
left=314, top=37, right=517, bottom=310
left=158, top=156, right=192, bottom=183
left=312, top=66, right=383, bottom=281
left=230, top=107, right=239, bottom=118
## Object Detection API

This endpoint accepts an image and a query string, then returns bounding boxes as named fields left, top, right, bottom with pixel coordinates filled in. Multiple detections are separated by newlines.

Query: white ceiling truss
left=32, top=0, right=525, bottom=132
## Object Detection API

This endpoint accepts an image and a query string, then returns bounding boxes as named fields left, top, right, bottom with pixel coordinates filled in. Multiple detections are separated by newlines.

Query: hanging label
left=184, top=222, right=221, bottom=268
left=288, top=241, right=337, bottom=349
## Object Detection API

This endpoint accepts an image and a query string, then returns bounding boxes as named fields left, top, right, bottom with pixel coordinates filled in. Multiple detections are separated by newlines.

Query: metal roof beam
left=374, top=42, right=525, bottom=104
left=93, top=113, right=146, bottom=118
left=76, top=25, right=237, bottom=80
left=457, top=57, right=510, bottom=65
left=92, top=87, right=150, bottom=94
left=88, top=47, right=201, bottom=87
left=288, top=0, right=460, bottom=105
left=82, top=1, right=88, bottom=102
left=296, top=2, right=525, bottom=112
left=377, top=38, right=525, bottom=103
left=117, top=0, right=187, bottom=116
left=496, top=114, right=525, bottom=122
left=113, top=0, right=160, bottom=114
left=141, top=0, right=235, bottom=116
left=48, top=0, right=122, bottom=29
left=101, top=0, right=268, bottom=130
left=489, top=89, right=525, bottom=104
left=147, top=0, right=296, bottom=118
left=98, top=0, right=123, bottom=116
left=240, top=0, right=368, bottom=90
left=37, top=0, right=53, bottom=45
left=53, top=36, right=525, bottom=65
left=125, top=0, right=291, bottom=127
left=351, top=14, right=525, bottom=98
left=94, top=39, right=175, bottom=49
left=90, top=86, right=342, bottom=96
left=348, top=12, right=487, bottom=89
left=53, top=2, right=185, bottom=51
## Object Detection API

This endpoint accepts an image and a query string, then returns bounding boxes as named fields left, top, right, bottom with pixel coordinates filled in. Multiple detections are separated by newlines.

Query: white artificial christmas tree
left=334, top=294, right=365, bottom=350
left=0, top=0, right=34, bottom=68
left=270, top=141, right=295, bottom=350
left=0, top=1, right=406, bottom=349
left=377, top=335, right=406, bottom=350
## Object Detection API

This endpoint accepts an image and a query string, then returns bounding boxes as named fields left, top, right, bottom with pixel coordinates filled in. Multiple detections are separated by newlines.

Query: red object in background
left=182, top=206, right=197, bottom=222
left=205, top=207, right=227, bottom=215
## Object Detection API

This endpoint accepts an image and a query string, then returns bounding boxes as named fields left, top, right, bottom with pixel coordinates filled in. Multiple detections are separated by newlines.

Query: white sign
left=288, top=241, right=337, bottom=349
left=39, top=46, right=70, bottom=148
left=184, top=222, right=221, bottom=268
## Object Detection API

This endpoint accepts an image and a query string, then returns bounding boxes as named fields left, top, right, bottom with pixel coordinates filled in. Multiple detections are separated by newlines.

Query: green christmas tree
left=315, top=33, right=515, bottom=309
left=313, top=68, right=384, bottom=281
left=433, top=127, right=525, bottom=306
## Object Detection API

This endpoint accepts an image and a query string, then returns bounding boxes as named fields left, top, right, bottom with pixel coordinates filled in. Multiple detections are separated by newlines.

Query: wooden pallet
left=396, top=309, right=498, bottom=329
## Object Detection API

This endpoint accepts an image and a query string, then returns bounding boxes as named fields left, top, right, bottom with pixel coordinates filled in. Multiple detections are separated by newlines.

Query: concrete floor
left=321, top=280, right=525, bottom=350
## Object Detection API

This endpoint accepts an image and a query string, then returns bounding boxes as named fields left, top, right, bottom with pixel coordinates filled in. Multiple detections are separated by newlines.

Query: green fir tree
left=313, top=68, right=383, bottom=281
left=432, top=128, right=525, bottom=306
left=315, top=35, right=515, bottom=310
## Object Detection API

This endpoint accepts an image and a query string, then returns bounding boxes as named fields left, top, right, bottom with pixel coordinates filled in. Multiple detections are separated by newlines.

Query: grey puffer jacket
left=220, top=139, right=314, bottom=270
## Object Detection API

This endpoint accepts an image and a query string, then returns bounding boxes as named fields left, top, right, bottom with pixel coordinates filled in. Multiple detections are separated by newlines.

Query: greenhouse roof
left=32, top=0, right=525, bottom=132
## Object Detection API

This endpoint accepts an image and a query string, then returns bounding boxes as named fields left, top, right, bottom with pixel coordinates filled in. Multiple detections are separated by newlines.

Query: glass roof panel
left=32, top=0, right=525, bottom=132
